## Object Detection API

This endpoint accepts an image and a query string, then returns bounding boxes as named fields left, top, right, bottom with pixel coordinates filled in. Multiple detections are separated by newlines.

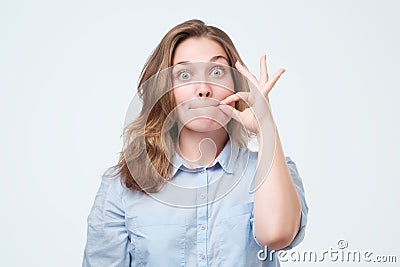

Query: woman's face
left=172, top=37, right=235, bottom=133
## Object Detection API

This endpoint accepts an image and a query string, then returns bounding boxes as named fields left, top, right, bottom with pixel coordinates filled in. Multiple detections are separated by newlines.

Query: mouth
left=188, top=98, right=221, bottom=109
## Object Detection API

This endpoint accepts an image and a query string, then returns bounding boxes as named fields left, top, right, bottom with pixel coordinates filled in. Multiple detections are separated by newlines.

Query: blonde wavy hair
left=109, top=19, right=252, bottom=193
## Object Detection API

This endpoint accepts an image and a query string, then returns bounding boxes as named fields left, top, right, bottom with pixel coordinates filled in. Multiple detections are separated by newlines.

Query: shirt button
left=200, top=224, right=206, bottom=230
left=199, top=193, right=205, bottom=199
left=200, top=254, right=206, bottom=260
left=200, top=168, right=206, bottom=173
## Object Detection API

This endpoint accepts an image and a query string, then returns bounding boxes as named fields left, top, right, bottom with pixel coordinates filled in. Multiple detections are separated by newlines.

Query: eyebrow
left=174, top=55, right=229, bottom=66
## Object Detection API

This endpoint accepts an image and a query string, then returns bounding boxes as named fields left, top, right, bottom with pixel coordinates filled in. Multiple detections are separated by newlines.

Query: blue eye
left=211, top=67, right=224, bottom=77
left=179, top=71, right=191, bottom=80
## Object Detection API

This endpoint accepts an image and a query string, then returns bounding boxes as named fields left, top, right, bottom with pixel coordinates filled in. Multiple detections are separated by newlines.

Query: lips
left=188, top=98, right=221, bottom=109
left=176, top=98, right=232, bottom=126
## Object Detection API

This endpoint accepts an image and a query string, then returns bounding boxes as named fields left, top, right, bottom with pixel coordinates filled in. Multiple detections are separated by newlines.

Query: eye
left=211, top=67, right=225, bottom=77
left=178, top=71, right=191, bottom=80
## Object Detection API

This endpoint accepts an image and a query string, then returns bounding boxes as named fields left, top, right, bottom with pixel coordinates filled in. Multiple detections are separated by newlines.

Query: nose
left=196, top=84, right=212, bottom=98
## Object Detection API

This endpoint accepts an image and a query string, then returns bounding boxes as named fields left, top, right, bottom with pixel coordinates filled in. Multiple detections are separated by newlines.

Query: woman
left=82, top=19, right=308, bottom=267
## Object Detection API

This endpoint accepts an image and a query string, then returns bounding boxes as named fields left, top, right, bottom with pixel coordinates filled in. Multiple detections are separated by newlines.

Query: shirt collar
left=171, top=139, right=240, bottom=177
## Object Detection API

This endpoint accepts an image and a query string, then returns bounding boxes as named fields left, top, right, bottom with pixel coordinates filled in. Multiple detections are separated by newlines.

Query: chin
left=183, top=117, right=227, bottom=133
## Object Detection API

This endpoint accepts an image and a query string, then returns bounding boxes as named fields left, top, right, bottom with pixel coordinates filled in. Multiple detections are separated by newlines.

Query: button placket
left=196, top=167, right=208, bottom=266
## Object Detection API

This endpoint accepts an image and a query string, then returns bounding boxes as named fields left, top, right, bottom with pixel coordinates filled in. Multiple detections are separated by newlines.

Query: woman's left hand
left=218, top=55, right=285, bottom=134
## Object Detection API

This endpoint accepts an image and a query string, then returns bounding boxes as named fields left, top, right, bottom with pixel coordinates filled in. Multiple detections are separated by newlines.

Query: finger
left=265, top=68, right=286, bottom=95
left=259, top=55, right=269, bottom=84
left=218, top=103, right=241, bottom=122
left=235, top=61, right=259, bottom=87
left=220, top=92, right=250, bottom=105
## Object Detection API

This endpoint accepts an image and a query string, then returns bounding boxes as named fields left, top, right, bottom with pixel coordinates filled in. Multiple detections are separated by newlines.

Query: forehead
left=172, top=37, right=228, bottom=65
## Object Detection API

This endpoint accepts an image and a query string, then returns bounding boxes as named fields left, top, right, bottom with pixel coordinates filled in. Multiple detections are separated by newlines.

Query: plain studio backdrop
left=1, top=0, right=399, bottom=266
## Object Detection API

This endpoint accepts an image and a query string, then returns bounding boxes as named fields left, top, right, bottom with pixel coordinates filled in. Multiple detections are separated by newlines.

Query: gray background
left=1, top=0, right=399, bottom=266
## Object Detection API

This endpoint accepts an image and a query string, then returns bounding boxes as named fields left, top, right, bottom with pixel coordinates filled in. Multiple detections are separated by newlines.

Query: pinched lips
left=175, top=97, right=231, bottom=127
left=187, top=98, right=222, bottom=109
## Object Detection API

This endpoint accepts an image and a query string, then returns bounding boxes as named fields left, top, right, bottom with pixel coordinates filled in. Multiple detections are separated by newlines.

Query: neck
left=177, top=126, right=228, bottom=167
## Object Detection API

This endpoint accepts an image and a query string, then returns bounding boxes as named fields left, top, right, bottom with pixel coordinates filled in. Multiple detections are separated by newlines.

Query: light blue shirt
left=82, top=140, right=309, bottom=266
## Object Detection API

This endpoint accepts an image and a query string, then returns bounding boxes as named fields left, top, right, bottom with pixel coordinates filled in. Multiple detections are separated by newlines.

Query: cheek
left=175, top=83, right=215, bottom=105
left=213, top=86, right=234, bottom=101
left=173, top=87, right=190, bottom=105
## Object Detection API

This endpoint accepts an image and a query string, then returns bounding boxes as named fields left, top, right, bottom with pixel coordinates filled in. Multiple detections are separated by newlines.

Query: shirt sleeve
left=250, top=156, right=309, bottom=250
left=281, top=156, right=309, bottom=250
left=82, top=174, right=131, bottom=267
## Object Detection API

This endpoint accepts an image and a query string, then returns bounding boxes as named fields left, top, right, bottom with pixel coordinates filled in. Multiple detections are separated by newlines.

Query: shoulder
left=96, top=167, right=128, bottom=202
left=239, top=147, right=302, bottom=180
left=240, top=145, right=298, bottom=166
left=236, top=145, right=258, bottom=161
